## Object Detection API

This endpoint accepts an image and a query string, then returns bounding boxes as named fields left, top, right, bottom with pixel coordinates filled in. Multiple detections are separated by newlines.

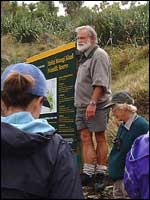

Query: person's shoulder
left=51, top=132, right=73, bottom=152
left=50, top=132, right=65, bottom=145
left=135, top=115, right=149, bottom=126
left=136, top=132, right=149, bottom=144
left=96, top=46, right=108, bottom=54
left=131, top=133, right=149, bottom=158
left=1, top=121, right=20, bottom=134
left=94, top=46, right=109, bottom=58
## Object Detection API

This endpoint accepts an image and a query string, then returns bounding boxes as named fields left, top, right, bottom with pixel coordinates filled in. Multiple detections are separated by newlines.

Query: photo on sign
left=41, top=78, right=57, bottom=114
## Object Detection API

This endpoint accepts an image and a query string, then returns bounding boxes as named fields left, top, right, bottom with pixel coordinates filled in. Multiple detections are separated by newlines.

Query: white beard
left=77, top=41, right=91, bottom=52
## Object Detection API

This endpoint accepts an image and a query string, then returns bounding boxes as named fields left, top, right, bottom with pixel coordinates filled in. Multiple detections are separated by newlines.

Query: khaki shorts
left=75, top=107, right=110, bottom=132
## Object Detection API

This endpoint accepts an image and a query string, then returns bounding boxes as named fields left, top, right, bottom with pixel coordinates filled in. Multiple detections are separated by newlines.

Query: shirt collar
left=84, top=44, right=97, bottom=57
left=123, top=113, right=138, bottom=130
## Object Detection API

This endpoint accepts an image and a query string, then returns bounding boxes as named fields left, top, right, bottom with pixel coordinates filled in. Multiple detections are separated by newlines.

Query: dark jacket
left=1, top=122, right=84, bottom=199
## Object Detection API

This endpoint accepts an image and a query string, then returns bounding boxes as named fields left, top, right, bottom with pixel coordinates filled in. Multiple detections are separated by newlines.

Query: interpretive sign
left=26, top=42, right=78, bottom=150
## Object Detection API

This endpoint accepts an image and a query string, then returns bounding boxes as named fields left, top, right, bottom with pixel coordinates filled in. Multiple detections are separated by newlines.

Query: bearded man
left=74, top=25, right=112, bottom=186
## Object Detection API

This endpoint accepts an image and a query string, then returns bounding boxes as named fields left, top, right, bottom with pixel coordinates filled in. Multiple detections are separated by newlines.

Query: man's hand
left=86, top=104, right=96, bottom=120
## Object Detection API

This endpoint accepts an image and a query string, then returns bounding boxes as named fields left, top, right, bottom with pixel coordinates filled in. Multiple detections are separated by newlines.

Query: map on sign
left=41, top=78, right=57, bottom=114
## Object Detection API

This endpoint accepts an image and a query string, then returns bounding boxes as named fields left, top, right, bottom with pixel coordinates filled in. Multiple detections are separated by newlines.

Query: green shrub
left=11, top=15, right=42, bottom=43
left=1, top=14, right=13, bottom=35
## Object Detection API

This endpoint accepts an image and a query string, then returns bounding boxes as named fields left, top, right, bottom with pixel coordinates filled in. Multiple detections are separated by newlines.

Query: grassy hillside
left=1, top=35, right=149, bottom=148
left=1, top=34, right=64, bottom=66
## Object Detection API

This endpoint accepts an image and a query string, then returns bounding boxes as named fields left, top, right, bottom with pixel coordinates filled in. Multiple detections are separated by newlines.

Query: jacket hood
left=1, top=122, right=56, bottom=156
left=128, top=133, right=149, bottom=162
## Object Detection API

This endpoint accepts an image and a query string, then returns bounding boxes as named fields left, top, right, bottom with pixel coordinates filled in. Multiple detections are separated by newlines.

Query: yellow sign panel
left=26, top=42, right=76, bottom=63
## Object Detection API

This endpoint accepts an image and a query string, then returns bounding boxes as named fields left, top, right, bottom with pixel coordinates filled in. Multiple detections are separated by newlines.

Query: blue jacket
left=1, top=122, right=84, bottom=199
left=124, top=133, right=149, bottom=199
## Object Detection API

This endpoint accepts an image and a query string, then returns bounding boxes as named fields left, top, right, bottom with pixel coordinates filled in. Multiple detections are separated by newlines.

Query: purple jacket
left=124, top=132, right=149, bottom=199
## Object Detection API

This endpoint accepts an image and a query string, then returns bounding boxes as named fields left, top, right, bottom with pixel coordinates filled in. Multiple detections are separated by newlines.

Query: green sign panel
left=26, top=42, right=78, bottom=150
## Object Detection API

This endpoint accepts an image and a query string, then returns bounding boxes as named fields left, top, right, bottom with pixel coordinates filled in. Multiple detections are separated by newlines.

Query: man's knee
left=95, top=132, right=107, bottom=143
left=80, top=130, right=92, bottom=143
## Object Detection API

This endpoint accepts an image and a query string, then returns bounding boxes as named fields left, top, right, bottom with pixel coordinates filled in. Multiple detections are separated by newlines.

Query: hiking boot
left=95, top=171, right=106, bottom=183
left=80, top=173, right=95, bottom=186
left=94, top=172, right=113, bottom=191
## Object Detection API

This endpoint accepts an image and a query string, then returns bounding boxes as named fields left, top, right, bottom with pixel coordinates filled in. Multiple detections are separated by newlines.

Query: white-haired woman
left=103, top=91, right=149, bottom=199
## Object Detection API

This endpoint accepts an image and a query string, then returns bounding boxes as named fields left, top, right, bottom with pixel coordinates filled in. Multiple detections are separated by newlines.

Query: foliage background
left=1, top=1, right=149, bottom=46
left=1, top=2, right=149, bottom=198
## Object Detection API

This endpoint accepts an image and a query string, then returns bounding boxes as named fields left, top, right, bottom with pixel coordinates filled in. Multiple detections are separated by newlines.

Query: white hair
left=75, top=25, right=98, bottom=44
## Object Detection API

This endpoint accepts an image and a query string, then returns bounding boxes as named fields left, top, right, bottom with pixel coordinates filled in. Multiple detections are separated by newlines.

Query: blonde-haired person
left=102, top=91, right=149, bottom=199
left=1, top=63, right=83, bottom=199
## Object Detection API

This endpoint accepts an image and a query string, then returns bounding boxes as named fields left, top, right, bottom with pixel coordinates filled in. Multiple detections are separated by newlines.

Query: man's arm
left=86, top=86, right=104, bottom=120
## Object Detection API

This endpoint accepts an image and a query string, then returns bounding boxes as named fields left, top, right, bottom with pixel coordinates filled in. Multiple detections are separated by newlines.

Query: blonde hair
left=115, top=103, right=137, bottom=113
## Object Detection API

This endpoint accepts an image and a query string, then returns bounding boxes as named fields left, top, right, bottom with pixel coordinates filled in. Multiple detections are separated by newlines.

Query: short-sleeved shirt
left=74, top=44, right=111, bottom=108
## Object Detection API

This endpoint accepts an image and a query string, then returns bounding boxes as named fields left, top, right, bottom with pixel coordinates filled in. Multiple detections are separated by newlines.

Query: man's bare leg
left=80, top=128, right=97, bottom=164
left=80, top=128, right=97, bottom=177
left=95, top=132, right=108, bottom=172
